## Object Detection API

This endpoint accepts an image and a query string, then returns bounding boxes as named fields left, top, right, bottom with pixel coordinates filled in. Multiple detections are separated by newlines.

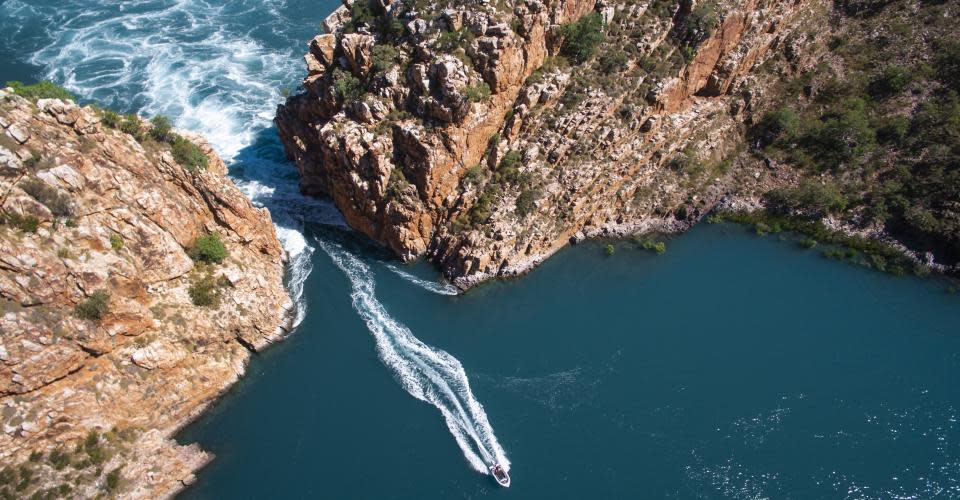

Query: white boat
left=490, top=464, right=511, bottom=487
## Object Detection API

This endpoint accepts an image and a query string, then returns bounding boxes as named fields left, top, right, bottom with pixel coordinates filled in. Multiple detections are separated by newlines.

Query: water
left=3, top=2, right=960, bottom=498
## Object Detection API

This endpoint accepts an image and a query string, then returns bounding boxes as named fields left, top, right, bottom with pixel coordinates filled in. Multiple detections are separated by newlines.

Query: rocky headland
left=275, top=0, right=830, bottom=287
left=0, top=87, right=292, bottom=498
left=276, top=0, right=960, bottom=285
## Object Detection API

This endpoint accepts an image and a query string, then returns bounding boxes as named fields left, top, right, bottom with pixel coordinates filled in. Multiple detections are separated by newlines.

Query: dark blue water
left=2, top=2, right=959, bottom=498
left=175, top=223, right=960, bottom=499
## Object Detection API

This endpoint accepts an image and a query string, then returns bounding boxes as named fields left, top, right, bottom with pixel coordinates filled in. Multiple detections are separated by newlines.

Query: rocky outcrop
left=0, top=90, right=292, bottom=498
left=277, top=0, right=827, bottom=287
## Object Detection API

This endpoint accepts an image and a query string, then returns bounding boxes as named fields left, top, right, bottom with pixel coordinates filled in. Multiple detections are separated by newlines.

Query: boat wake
left=320, top=240, right=509, bottom=474
left=385, top=264, right=460, bottom=296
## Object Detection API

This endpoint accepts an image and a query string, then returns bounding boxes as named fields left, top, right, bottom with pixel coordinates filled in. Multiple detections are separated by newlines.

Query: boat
left=490, top=464, right=511, bottom=487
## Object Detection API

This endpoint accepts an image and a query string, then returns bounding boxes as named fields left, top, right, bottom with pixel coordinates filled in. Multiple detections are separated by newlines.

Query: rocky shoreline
left=276, top=0, right=829, bottom=289
left=0, top=88, right=293, bottom=498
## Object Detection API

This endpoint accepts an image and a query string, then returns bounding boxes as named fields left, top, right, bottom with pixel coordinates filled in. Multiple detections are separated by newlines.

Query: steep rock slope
left=277, top=0, right=827, bottom=287
left=0, top=89, right=292, bottom=498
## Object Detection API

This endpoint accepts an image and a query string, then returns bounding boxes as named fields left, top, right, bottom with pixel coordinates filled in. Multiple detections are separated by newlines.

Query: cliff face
left=0, top=90, right=291, bottom=497
left=277, top=0, right=827, bottom=286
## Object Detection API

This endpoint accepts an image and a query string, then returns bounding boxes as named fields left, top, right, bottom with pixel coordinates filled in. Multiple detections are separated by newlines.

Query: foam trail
left=385, top=264, right=460, bottom=296
left=320, top=240, right=509, bottom=473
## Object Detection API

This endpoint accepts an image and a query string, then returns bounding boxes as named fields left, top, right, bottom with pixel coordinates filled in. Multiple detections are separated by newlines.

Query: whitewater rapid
left=0, top=0, right=507, bottom=475
left=0, top=0, right=339, bottom=325
left=321, top=240, right=509, bottom=473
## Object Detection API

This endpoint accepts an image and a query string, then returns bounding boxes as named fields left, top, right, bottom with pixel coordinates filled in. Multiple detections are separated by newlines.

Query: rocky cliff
left=0, top=89, right=292, bottom=497
left=277, top=0, right=828, bottom=287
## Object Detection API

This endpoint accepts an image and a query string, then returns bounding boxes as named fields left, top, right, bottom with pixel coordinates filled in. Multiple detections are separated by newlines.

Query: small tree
left=189, top=233, right=228, bottom=264
left=559, top=12, right=605, bottom=64
left=120, top=114, right=142, bottom=137
left=171, top=136, right=209, bottom=172
left=464, top=82, right=492, bottom=102
left=333, top=68, right=364, bottom=103
left=149, top=115, right=173, bottom=142
left=515, top=189, right=539, bottom=217
left=371, top=45, right=398, bottom=74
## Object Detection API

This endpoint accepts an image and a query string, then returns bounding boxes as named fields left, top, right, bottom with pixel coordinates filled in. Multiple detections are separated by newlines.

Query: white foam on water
left=2, top=0, right=511, bottom=475
left=320, top=240, right=510, bottom=474
left=385, top=264, right=460, bottom=296
left=0, top=0, right=331, bottom=326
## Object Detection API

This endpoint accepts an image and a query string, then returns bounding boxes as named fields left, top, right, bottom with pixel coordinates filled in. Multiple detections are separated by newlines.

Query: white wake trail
left=320, top=240, right=509, bottom=473
left=385, top=264, right=460, bottom=296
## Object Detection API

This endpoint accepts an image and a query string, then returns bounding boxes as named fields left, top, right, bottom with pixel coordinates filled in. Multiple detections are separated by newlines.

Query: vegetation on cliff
left=1, top=83, right=290, bottom=498
left=745, top=0, right=960, bottom=272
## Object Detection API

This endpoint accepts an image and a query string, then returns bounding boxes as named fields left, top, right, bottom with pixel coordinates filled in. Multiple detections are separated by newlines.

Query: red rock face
left=0, top=91, right=291, bottom=497
left=277, top=0, right=822, bottom=288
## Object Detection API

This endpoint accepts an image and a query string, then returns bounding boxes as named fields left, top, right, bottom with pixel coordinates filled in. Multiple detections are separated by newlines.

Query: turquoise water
left=175, top=224, right=960, bottom=499
left=2, top=1, right=960, bottom=498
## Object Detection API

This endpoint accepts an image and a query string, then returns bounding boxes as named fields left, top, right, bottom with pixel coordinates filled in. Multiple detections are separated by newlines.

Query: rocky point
left=0, top=88, right=292, bottom=498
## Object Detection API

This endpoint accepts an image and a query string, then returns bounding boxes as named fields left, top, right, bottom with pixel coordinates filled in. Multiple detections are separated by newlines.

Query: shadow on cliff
left=229, top=124, right=396, bottom=263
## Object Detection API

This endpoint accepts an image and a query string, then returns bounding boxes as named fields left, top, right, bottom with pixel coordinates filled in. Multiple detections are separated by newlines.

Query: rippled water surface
left=2, top=1, right=959, bottom=498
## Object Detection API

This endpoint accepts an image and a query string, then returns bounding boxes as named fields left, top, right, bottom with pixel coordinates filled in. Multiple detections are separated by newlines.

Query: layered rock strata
left=277, top=0, right=827, bottom=287
left=0, top=90, right=292, bottom=498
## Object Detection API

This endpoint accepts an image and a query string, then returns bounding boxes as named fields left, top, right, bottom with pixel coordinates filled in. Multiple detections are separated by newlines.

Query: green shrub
left=559, top=12, right=605, bottom=64
left=499, top=150, right=522, bottom=170
left=332, top=68, right=364, bottom=103
left=876, top=115, right=909, bottom=143
left=935, top=39, right=960, bottom=91
left=105, top=467, right=122, bottom=491
left=345, top=0, right=375, bottom=32
left=371, top=45, right=398, bottom=74
left=99, top=109, right=120, bottom=129
left=1, top=211, right=40, bottom=233
left=75, top=290, right=110, bottom=321
left=799, top=237, right=818, bottom=248
left=376, top=16, right=406, bottom=38
left=804, top=97, right=876, bottom=169
left=466, top=186, right=498, bottom=226
left=48, top=449, right=70, bottom=471
left=515, top=188, right=539, bottom=216
left=149, top=115, right=173, bottom=142
left=189, top=273, right=221, bottom=307
left=751, top=107, right=799, bottom=146
left=598, top=49, right=628, bottom=74
left=189, top=233, right=228, bottom=263
left=464, top=82, right=492, bottom=102
left=435, top=28, right=475, bottom=53
left=463, top=164, right=485, bottom=186
left=119, top=114, right=141, bottom=137
left=171, top=136, right=209, bottom=172
left=5, top=80, right=74, bottom=101
left=83, top=431, right=105, bottom=464
left=765, top=179, right=848, bottom=215
left=680, top=1, right=718, bottom=43
left=18, top=178, right=73, bottom=217
left=637, top=238, right=666, bottom=254
left=386, top=167, right=410, bottom=199
left=109, top=234, right=123, bottom=251
left=867, top=66, right=912, bottom=98
left=604, top=244, right=616, bottom=256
